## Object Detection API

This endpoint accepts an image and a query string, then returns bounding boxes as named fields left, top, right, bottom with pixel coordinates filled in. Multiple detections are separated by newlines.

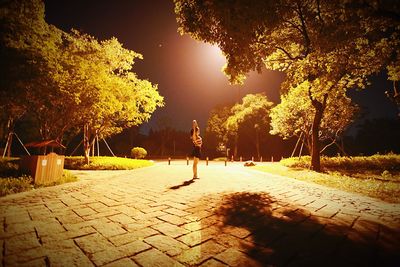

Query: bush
left=65, top=156, right=153, bottom=170
left=131, top=147, right=147, bottom=159
left=0, top=158, right=22, bottom=177
left=0, top=175, right=33, bottom=197
left=280, top=154, right=400, bottom=173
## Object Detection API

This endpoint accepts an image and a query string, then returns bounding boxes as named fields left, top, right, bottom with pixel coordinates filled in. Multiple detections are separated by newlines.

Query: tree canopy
left=174, top=0, right=399, bottom=170
left=1, top=0, right=164, bottom=160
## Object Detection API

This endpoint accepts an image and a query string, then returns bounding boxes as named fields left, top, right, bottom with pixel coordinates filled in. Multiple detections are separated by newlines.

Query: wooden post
left=251, top=156, right=254, bottom=162
left=186, top=157, right=189, bottom=165
left=231, top=155, right=233, bottom=162
left=260, top=156, right=263, bottom=162
left=271, top=156, right=274, bottom=162
left=206, top=157, right=209, bottom=166
left=225, top=158, right=227, bottom=166
left=168, top=157, right=171, bottom=165
left=240, top=156, right=242, bottom=162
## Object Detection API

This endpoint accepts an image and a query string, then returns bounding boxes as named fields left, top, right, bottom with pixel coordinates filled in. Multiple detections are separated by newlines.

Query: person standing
left=190, top=120, right=202, bottom=179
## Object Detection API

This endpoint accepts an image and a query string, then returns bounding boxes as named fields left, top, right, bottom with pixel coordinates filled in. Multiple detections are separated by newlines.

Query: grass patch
left=0, top=157, right=79, bottom=197
left=0, top=170, right=78, bottom=197
left=253, top=154, right=400, bottom=203
left=213, top=157, right=227, bottom=161
left=64, top=156, right=154, bottom=170
left=0, top=175, right=33, bottom=197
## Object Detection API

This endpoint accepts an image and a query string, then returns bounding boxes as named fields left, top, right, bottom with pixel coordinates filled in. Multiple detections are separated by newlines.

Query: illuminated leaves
left=0, top=0, right=164, bottom=144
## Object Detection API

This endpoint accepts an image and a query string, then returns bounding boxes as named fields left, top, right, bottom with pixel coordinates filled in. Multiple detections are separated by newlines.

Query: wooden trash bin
left=21, top=152, right=65, bottom=185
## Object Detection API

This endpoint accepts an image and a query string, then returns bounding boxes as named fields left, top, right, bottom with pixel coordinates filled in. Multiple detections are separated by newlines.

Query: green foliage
left=281, top=154, right=400, bottom=173
left=131, top=147, right=147, bottom=159
left=0, top=158, right=21, bottom=177
left=64, top=156, right=153, bottom=170
left=174, top=0, right=400, bottom=171
left=254, top=154, right=400, bottom=203
left=0, top=0, right=164, bottom=157
left=226, top=93, right=273, bottom=132
left=0, top=175, right=33, bottom=197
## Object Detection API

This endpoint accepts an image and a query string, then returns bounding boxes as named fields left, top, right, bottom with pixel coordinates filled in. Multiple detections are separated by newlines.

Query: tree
left=58, top=31, right=164, bottom=163
left=226, top=93, right=273, bottom=159
left=270, top=81, right=359, bottom=157
left=206, top=104, right=233, bottom=156
left=174, top=0, right=400, bottom=171
left=1, top=0, right=164, bottom=161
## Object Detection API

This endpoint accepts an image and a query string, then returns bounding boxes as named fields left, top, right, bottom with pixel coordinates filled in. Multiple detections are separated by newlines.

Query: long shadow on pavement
left=169, top=178, right=198, bottom=190
left=214, top=192, right=399, bottom=267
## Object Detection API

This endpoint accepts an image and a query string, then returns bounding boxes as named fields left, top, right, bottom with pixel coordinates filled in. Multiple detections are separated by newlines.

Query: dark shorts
left=191, top=146, right=201, bottom=158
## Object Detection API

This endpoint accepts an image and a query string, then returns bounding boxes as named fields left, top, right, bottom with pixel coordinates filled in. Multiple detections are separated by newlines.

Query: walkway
left=1, top=161, right=399, bottom=266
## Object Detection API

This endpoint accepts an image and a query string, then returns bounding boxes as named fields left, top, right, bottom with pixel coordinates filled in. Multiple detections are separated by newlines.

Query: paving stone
left=135, top=210, right=168, bottom=220
left=125, top=219, right=162, bottom=231
left=118, top=240, right=151, bottom=257
left=151, top=222, right=189, bottom=238
left=183, top=221, right=203, bottom=232
left=109, top=228, right=158, bottom=246
left=141, top=205, right=168, bottom=214
left=158, top=213, right=188, bottom=225
left=165, top=207, right=190, bottom=217
left=46, top=201, right=67, bottom=212
left=176, top=240, right=226, bottom=266
left=87, top=202, right=109, bottom=211
left=75, top=233, right=114, bottom=254
left=178, top=230, right=211, bottom=247
left=93, top=222, right=127, bottom=237
left=74, top=206, right=97, bottom=217
left=144, top=234, right=189, bottom=256
left=1, top=163, right=399, bottom=267
left=35, top=220, right=66, bottom=237
left=47, top=249, right=94, bottom=267
left=103, top=258, right=139, bottom=267
left=41, top=226, right=96, bottom=242
left=5, top=232, right=41, bottom=255
left=214, top=233, right=254, bottom=253
left=133, top=248, right=184, bottom=267
left=215, top=247, right=261, bottom=267
left=56, top=210, right=85, bottom=224
left=222, top=226, right=251, bottom=239
left=199, top=258, right=228, bottom=267
left=5, top=211, right=31, bottom=224
left=5, top=221, right=35, bottom=236
left=108, top=213, right=136, bottom=225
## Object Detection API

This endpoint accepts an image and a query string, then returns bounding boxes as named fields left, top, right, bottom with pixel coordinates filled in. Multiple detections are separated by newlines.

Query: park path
left=1, top=161, right=399, bottom=267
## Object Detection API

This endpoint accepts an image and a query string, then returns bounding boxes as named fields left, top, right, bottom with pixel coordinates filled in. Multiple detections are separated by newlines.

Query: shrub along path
left=1, top=161, right=399, bottom=266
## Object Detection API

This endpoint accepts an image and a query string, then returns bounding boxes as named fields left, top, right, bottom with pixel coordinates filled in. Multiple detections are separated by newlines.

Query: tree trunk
left=255, top=128, right=260, bottom=160
left=234, top=134, right=238, bottom=158
left=83, top=124, right=91, bottom=164
left=310, top=95, right=327, bottom=172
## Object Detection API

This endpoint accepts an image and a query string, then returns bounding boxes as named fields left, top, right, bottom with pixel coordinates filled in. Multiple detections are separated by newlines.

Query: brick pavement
left=1, top=161, right=399, bottom=266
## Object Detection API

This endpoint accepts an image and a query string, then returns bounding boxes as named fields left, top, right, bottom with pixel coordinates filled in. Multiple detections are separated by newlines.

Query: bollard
left=251, top=156, right=254, bottom=162
left=225, top=158, right=227, bottom=166
left=240, top=156, right=242, bottom=162
left=271, top=156, right=274, bottom=162
left=206, top=157, right=209, bottom=166
left=168, top=157, right=171, bottom=165
left=186, top=157, right=189, bottom=165
left=260, top=156, right=263, bottom=162
left=231, top=155, right=234, bottom=162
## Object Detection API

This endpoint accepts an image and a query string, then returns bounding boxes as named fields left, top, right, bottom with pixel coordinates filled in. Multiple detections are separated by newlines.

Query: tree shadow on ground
left=168, top=178, right=197, bottom=190
left=214, top=192, right=400, bottom=267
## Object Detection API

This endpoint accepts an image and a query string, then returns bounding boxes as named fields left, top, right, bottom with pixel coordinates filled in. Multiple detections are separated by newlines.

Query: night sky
left=43, top=0, right=398, bottom=134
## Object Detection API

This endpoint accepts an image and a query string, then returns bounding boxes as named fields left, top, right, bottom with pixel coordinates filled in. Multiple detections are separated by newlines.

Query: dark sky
left=44, top=0, right=398, bottom=133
